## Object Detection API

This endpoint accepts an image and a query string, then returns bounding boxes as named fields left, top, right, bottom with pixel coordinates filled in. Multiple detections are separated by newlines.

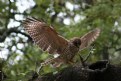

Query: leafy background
left=0, top=0, right=121, bottom=80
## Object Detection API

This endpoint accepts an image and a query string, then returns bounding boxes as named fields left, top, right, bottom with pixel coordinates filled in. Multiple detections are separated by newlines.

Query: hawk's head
left=70, top=37, right=81, bottom=48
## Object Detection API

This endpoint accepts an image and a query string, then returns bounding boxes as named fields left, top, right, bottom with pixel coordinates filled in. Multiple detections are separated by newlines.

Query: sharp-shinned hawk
left=23, top=17, right=100, bottom=67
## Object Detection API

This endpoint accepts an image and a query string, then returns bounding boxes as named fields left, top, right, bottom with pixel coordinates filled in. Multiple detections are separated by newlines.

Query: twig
left=84, top=45, right=95, bottom=62
left=79, top=45, right=95, bottom=67
left=0, top=27, right=32, bottom=42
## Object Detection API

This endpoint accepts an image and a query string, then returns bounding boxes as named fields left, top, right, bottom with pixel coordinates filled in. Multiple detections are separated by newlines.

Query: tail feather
left=41, top=57, right=63, bottom=67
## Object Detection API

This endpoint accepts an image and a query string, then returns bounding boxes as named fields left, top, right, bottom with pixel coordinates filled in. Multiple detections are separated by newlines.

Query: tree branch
left=0, top=27, right=32, bottom=42
left=29, top=60, right=121, bottom=81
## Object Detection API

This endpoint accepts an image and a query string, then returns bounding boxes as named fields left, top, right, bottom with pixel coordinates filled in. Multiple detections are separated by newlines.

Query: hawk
left=23, top=17, right=100, bottom=67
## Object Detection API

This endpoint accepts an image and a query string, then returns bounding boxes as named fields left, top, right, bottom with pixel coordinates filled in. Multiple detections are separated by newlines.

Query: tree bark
left=29, top=60, right=121, bottom=81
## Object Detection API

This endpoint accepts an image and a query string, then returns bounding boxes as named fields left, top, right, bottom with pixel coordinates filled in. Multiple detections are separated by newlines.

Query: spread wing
left=80, top=28, right=100, bottom=50
left=23, top=17, right=68, bottom=54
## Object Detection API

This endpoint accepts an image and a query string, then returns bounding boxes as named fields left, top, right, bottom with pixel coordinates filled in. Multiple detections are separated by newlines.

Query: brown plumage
left=23, top=17, right=100, bottom=67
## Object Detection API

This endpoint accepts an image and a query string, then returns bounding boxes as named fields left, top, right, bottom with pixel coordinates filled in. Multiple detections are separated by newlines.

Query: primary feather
left=23, top=17, right=68, bottom=54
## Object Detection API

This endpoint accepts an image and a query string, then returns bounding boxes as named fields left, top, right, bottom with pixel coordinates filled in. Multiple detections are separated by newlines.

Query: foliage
left=0, top=0, right=121, bottom=80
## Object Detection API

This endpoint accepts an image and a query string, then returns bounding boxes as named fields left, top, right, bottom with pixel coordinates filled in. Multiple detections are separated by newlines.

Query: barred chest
left=61, top=43, right=80, bottom=62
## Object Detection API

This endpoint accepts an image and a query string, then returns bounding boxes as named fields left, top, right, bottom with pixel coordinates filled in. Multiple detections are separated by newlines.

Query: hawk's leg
left=79, top=54, right=86, bottom=67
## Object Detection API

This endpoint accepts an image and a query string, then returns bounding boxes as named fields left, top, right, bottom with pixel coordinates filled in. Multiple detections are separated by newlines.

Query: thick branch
left=29, top=60, right=121, bottom=81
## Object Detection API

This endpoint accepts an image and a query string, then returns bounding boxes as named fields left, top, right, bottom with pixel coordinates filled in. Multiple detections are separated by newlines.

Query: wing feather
left=23, top=17, right=68, bottom=54
left=80, top=28, right=100, bottom=50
